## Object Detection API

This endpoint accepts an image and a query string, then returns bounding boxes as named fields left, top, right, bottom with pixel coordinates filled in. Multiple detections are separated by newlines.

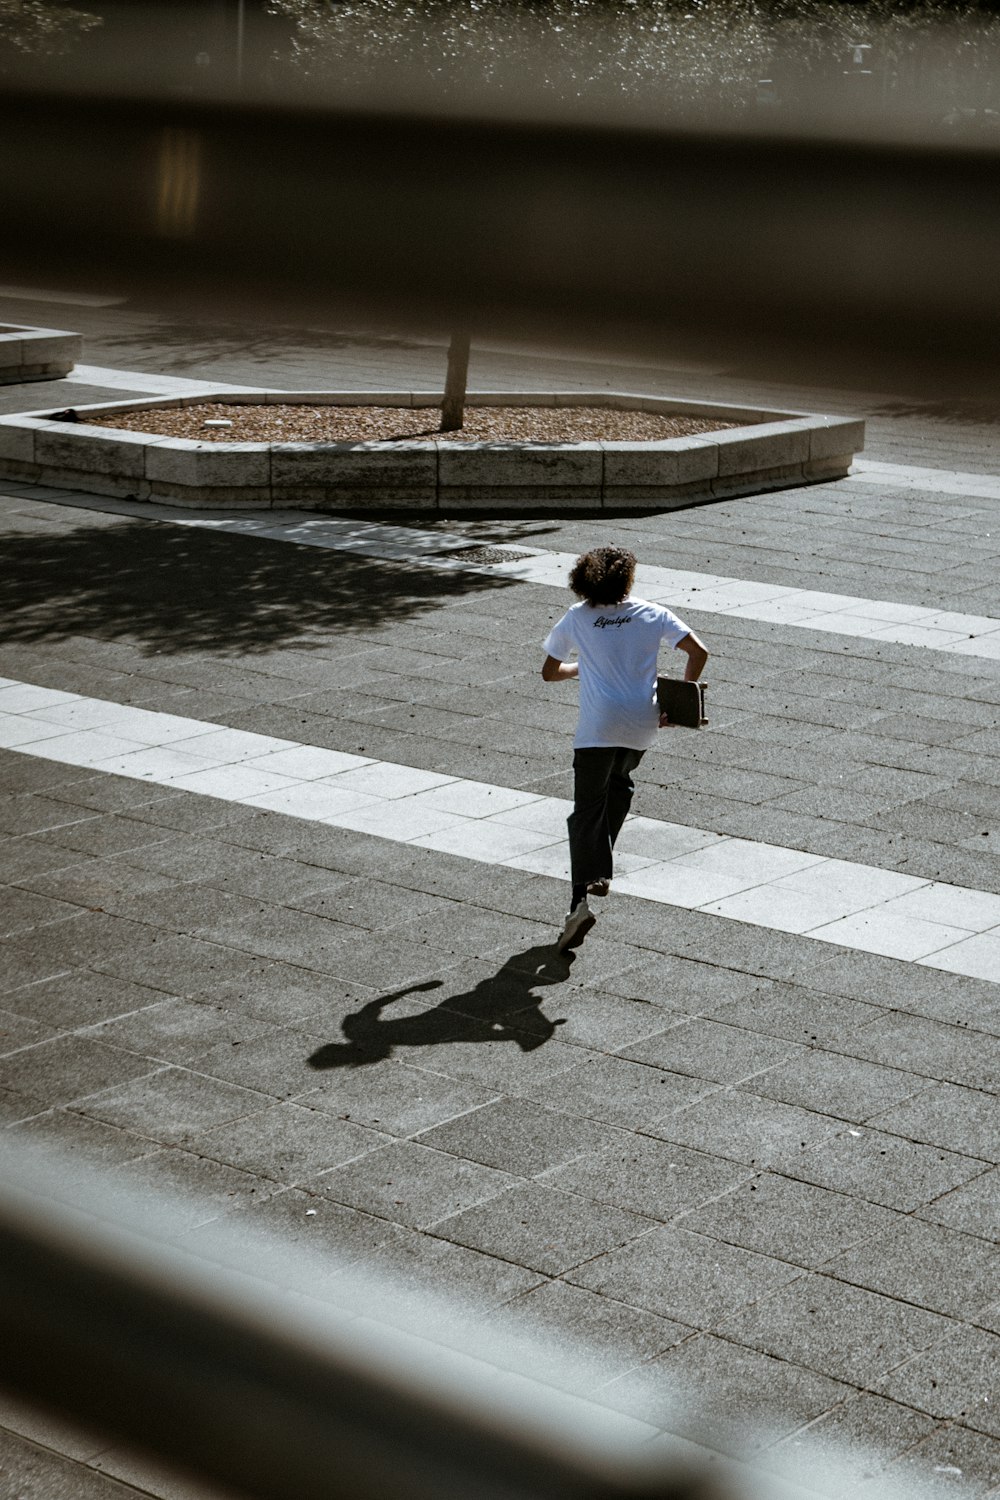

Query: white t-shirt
left=543, top=596, right=691, bottom=750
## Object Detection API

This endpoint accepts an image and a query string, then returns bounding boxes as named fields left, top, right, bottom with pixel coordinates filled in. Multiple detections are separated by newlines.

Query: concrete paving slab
left=704, top=981, right=886, bottom=1049
left=0, top=1006, right=55, bottom=1053
left=839, top=1011, right=1000, bottom=1092
left=683, top=1172, right=905, bottom=1268
left=850, top=1423, right=1000, bottom=1499
left=0, top=1428, right=146, bottom=1500
left=875, top=1324, right=1000, bottom=1439
left=916, top=1168, right=1000, bottom=1241
left=0, top=1081, right=50, bottom=1124
left=0, top=1033, right=159, bottom=1108
left=175, top=1186, right=402, bottom=1282
left=596, top=951, right=764, bottom=1007
left=539, top=1136, right=751, bottom=1222
left=518, top=986, right=679, bottom=1053
left=762, top=1392, right=938, bottom=1490
left=516, top=1052, right=713, bottom=1130
left=1, top=967, right=170, bottom=1030
left=396, top=1021, right=593, bottom=1093
left=743, top=1049, right=931, bottom=1123
left=619, top=1018, right=807, bottom=1086
left=869, top=1081, right=999, bottom=1159
left=767, top=1123, right=987, bottom=1212
left=569, top=1222, right=802, bottom=1328
left=86, top=931, right=273, bottom=998
left=191, top=1026, right=368, bottom=1104
left=309, top=1137, right=516, bottom=1229
left=432, top=1179, right=653, bottom=1277
left=719, top=1272, right=953, bottom=1389
left=493, top=1280, right=688, bottom=1393
left=414, top=1095, right=624, bottom=1175
left=295, top=1058, right=500, bottom=1137
left=598, top=1333, right=851, bottom=1454
left=78, top=1064, right=270, bottom=1145
left=823, top=1216, right=999, bottom=1319
left=0, top=881, right=84, bottom=935
left=102, top=1146, right=282, bottom=1235
left=923, top=930, right=1000, bottom=983
left=366, top=1226, right=545, bottom=1311
left=645, top=1088, right=841, bottom=1170
left=82, top=999, right=278, bottom=1069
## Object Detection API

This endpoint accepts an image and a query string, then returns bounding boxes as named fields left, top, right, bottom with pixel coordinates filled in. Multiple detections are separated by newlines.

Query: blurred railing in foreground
left=0, top=1140, right=738, bottom=1500
left=0, top=70, right=999, bottom=399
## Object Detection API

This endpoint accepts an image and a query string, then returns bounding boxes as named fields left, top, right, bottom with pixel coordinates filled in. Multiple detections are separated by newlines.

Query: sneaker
left=557, top=898, right=595, bottom=952
left=587, top=879, right=611, bottom=898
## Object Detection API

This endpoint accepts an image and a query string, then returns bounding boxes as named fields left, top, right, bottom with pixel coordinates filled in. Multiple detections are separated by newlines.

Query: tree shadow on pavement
left=95, top=321, right=434, bottom=375
left=0, top=516, right=515, bottom=657
left=307, top=944, right=574, bottom=1069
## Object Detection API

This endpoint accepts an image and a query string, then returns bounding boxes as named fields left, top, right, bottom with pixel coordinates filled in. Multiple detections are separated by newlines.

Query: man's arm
left=541, top=654, right=578, bottom=682
left=676, top=631, right=708, bottom=681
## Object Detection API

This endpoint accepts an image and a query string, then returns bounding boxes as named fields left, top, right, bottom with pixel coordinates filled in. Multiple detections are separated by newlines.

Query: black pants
left=568, top=746, right=645, bottom=888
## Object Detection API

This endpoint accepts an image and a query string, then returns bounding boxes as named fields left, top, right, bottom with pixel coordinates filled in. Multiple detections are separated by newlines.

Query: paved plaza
left=0, top=295, right=998, bottom=1499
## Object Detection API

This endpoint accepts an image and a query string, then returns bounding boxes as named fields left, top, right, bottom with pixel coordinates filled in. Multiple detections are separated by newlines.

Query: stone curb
left=0, top=391, right=865, bottom=512
left=0, top=323, right=81, bottom=384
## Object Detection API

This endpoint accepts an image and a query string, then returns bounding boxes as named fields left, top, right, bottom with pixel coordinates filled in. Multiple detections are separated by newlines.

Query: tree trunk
left=440, top=330, right=471, bottom=432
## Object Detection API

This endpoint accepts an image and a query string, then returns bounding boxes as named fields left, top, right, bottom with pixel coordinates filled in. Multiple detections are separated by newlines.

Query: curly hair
left=568, top=546, right=637, bottom=607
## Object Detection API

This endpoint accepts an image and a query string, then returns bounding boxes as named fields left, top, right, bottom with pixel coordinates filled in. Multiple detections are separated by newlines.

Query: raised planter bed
left=0, top=390, right=864, bottom=512
left=0, top=323, right=81, bottom=384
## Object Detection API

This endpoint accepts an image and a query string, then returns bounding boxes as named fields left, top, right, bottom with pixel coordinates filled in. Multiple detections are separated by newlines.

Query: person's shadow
left=307, top=944, right=574, bottom=1070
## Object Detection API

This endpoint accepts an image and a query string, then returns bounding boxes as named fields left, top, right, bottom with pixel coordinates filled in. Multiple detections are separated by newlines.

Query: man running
left=541, top=545, right=708, bottom=951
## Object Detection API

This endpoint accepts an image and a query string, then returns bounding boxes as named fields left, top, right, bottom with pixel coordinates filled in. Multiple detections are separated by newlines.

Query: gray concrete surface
left=0, top=291, right=997, bottom=1500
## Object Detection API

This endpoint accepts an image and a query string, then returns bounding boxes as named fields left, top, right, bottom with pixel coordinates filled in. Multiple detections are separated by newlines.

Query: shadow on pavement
left=92, top=321, right=436, bottom=374
left=0, top=517, right=515, bottom=656
left=870, top=398, right=1000, bottom=423
left=307, top=944, right=574, bottom=1069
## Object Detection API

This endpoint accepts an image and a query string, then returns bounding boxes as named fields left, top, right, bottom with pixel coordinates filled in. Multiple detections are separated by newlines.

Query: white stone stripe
left=850, top=459, right=1000, bottom=503
left=463, top=553, right=1000, bottom=659
left=2, top=677, right=998, bottom=983
left=67, top=365, right=268, bottom=396
left=0, top=287, right=129, bottom=308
